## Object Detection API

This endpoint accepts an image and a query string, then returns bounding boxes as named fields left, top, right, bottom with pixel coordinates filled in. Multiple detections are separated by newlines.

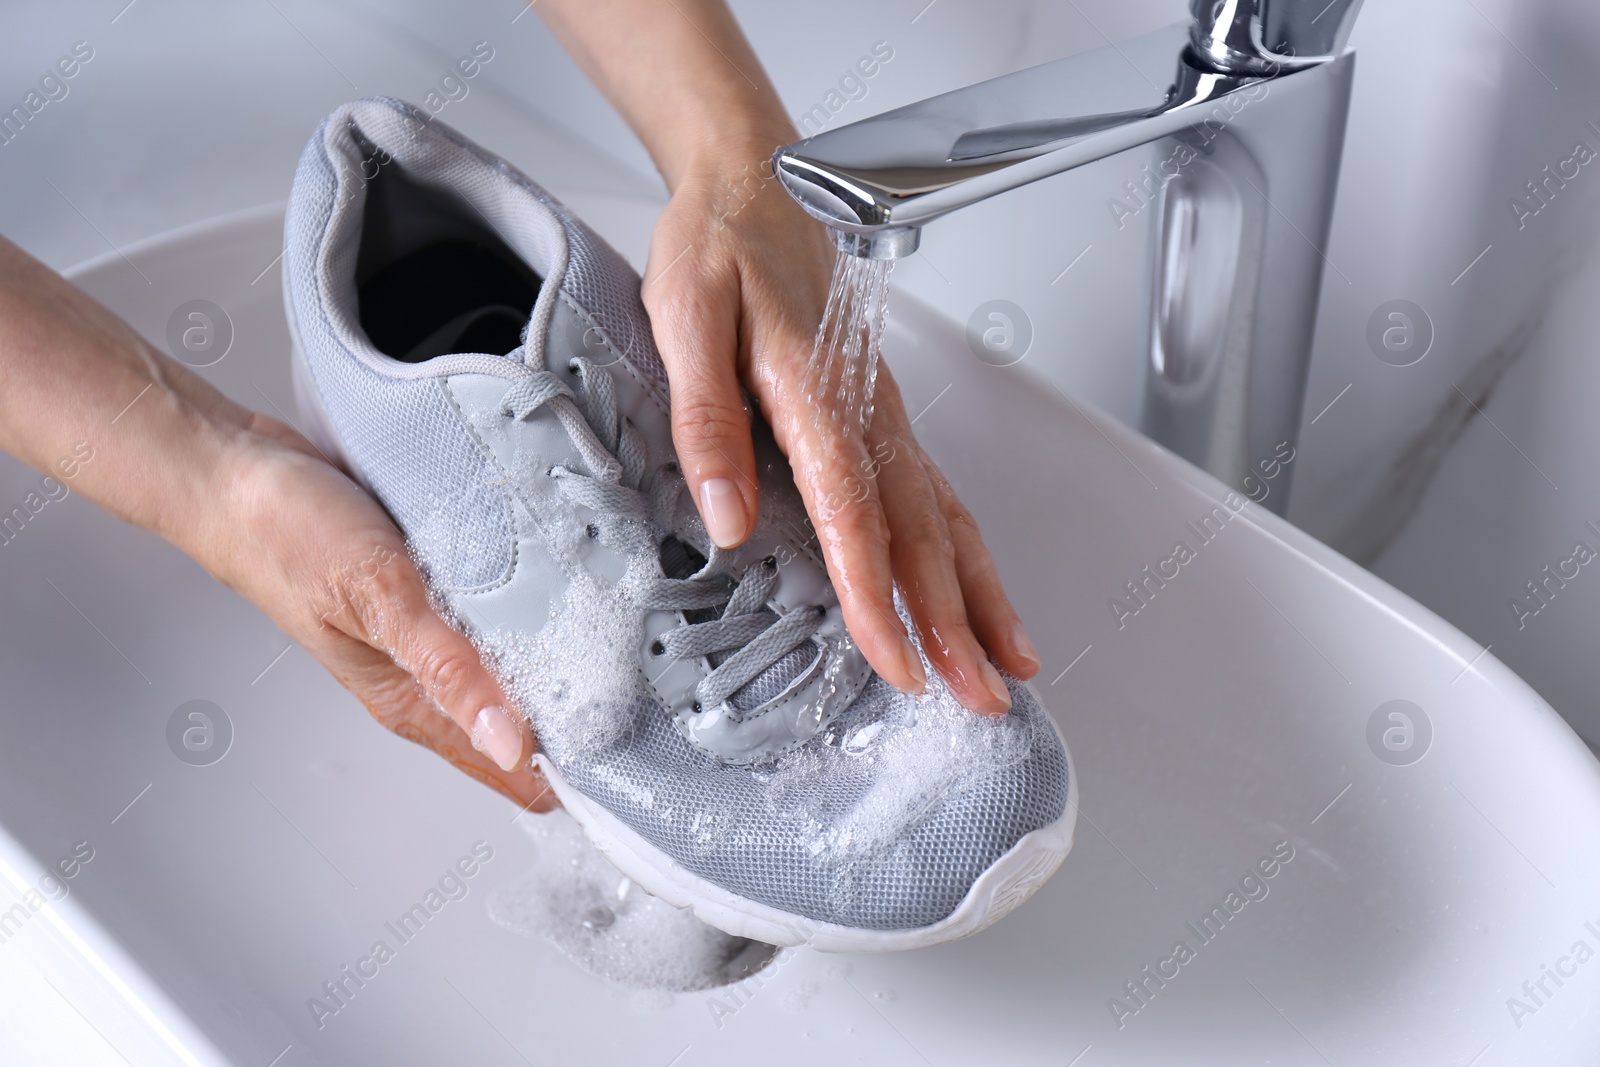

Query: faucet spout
left=773, top=6, right=1363, bottom=514
left=774, top=33, right=1281, bottom=254
left=830, top=225, right=919, bottom=261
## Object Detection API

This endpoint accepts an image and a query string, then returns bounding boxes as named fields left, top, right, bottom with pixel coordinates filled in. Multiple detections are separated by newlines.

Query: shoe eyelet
left=813, top=605, right=827, bottom=617
left=649, top=639, right=664, bottom=656
left=567, top=357, right=581, bottom=374
left=691, top=699, right=702, bottom=713
left=546, top=465, right=557, bottom=478
left=585, top=523, right=599, bottom=539
left=762, top=555, right=778, bottom=570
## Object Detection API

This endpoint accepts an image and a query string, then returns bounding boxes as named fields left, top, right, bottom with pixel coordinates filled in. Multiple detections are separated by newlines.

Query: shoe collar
left=313, top=96, right=570, bottom=385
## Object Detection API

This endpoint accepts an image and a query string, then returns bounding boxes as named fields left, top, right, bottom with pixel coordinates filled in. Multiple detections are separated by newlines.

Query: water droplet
left=581, top=905, right=615, bottom=931
left=844, top=721, right=883, bottom=753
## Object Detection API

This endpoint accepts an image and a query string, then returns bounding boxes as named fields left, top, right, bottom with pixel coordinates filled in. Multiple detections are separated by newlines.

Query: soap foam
left=469, top=565, right=1041, bottom=884
left=782, top=669, right=1037, bottom=865
left=470, top=566, right=651, bottom=760
left=489, top=809, right=778, bottom=991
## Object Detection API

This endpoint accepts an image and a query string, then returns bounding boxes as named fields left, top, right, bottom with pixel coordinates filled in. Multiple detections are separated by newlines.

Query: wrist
left=77, top=342, right=258, bottom=569
left=662, top=115, right=797, bottom=194
left=122, top=385, right=251, bottom=565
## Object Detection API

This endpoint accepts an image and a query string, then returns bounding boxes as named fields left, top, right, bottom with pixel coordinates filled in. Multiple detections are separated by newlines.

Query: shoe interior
left=355, top=156, right=543, bottom=363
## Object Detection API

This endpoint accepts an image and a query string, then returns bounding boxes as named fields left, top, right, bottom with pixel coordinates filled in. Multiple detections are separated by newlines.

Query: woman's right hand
left=212, top=410, right=554, bottom=810
left=0, top=235, right=553, bottom=812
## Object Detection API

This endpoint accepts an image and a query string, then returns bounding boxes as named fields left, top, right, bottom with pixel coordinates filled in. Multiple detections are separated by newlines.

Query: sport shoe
left=284, top=97, right=1076, bottom=951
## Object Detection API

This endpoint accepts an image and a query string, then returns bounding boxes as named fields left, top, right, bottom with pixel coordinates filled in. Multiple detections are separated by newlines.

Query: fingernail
left=471, top=705, right=524, bottom=771
left=1010, top=622, right=1041, bottom=670
left=699, top=478, right=748, bottom=548
left=979, top=658, right=1013, bottom=713
left=900, top=637, right=927, bottom=694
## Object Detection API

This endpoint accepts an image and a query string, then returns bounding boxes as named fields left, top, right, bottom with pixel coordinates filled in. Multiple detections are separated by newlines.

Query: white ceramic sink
left=1, top=197, right=1597, bottom=1065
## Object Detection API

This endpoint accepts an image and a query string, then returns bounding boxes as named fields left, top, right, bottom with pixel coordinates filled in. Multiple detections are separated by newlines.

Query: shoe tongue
left=547, top=300, right=827, bottom=718
left=400, top=305, right=530, bottom=363
left=725, top=643, right=818, bottom=713
left=657, top=536, right=815, bottom=712
left=658, top=535, right=707, bottom=584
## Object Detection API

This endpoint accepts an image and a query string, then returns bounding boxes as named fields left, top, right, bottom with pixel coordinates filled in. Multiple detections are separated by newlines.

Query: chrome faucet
left=774, top=0, right=1364, bottom=512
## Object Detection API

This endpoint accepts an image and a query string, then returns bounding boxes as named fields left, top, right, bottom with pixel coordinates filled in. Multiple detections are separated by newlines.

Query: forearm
left=0, top=235, right=246, bottom=557
left=535, top=0, right=794, bottom=189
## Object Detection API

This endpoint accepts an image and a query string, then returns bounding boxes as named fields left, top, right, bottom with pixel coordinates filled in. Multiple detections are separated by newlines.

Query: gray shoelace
left=501, top=355, right=825, bottom=710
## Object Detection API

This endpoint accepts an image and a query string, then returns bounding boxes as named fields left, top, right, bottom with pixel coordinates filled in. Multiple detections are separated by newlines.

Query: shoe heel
left=288, top=321, right=370, bottom=492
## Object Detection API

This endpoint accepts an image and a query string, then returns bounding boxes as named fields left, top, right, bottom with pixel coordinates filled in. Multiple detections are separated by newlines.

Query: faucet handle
left=1189, top=0, right=1364, bottom=75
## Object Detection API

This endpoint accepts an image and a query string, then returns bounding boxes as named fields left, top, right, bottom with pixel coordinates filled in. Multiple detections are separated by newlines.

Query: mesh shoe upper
left=285, top=97, right=1070, bottom=932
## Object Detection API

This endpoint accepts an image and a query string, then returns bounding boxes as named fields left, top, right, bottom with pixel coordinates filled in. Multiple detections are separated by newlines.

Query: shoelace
left=501, top=355, right=825, bottom=710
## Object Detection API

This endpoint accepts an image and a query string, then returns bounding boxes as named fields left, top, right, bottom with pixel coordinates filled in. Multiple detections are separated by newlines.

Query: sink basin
left=2, top=199, right=1598, bottom=1065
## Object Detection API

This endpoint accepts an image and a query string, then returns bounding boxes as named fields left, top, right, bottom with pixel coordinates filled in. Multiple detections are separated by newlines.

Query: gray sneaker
left=284, top=97, right=1075, bottom=951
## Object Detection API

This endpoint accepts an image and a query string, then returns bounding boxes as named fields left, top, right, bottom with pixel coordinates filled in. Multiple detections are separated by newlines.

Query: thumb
left=644, top=269, right=759, bottom=549
left=345, top=552, right=535, bottom=775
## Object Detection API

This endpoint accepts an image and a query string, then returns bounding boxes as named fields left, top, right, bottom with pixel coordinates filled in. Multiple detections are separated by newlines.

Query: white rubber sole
left=289, top=315, right=1079, bottom=953
left=533, top=699, right=1078, bottom=953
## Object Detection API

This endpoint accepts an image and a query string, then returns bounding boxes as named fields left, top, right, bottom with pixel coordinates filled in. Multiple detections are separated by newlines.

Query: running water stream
left=803, top=251, right=895, bottom=436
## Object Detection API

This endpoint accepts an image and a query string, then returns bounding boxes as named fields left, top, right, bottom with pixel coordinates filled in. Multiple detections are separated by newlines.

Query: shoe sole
left=533, top=707, right=1077, bottom=952
left=290, top=307, right=1078, bottom=953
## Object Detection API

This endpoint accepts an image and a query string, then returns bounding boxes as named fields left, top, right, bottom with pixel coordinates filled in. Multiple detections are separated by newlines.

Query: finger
left=867, top=369, right=1017, bottom=711
left=333, top=549, right=534, bottom=774
left=644, top=260, right=759, bottom=549
left=871, top=426, right=1012, bottom=715
left=784, top=413, right=925, bottom=696
left=329, top=634, right=556, bottom=811
left=396, top=711, right=557, bottom=813
left=919, top=444, right=1040, bottom=679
